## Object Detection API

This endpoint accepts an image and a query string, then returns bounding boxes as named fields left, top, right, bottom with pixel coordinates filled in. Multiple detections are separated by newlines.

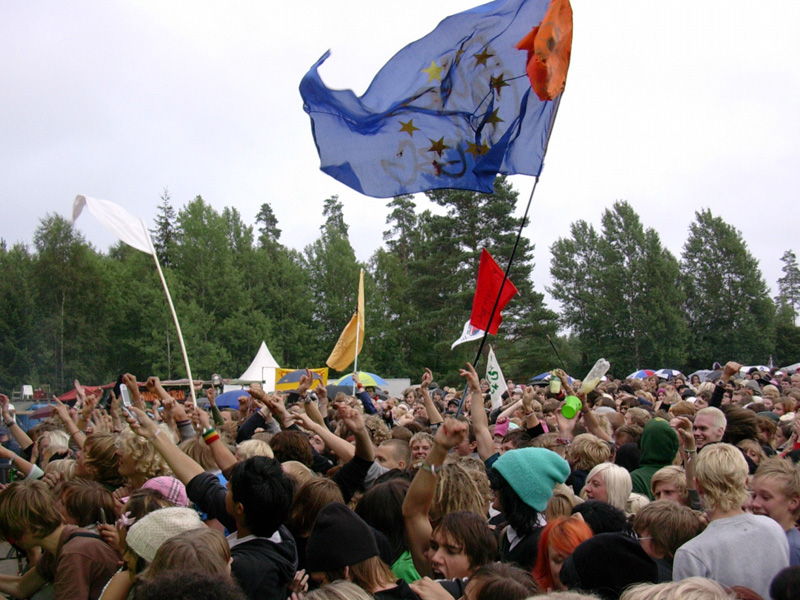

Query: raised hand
left=298, top=369, right=315, bottom=396
left=50, top=395, right=72, bottom=424
left=338, top=404, right=366, bottom=434
left=434, top=417, right=467, bottom=450
left=420, top=368, right=433, bottom=390
left=122, top=373, right=142, bottom=405
left=459, top=363, right=481, bottom=392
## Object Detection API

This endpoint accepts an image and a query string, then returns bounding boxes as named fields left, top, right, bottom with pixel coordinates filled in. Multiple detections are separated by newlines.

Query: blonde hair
left=650, top=465, right=689, bottom=505
left=696, top=407, right=726, bottom=431
left=736, top=438, right=766, bottom=464
left=626, top=493, right=650, bottom=515
left=431, top=463, right=487, bottom=522
left=179, top=437, right=217, bottom=471
left=581, top=463, right=632, bottom=512
left=620, top=577, right=736, bottom=600
left=44, top=458, right=76, bottom=479
left=529, top=432, right=568, bottom=458
left=305, top=580, right=375, bottom=600
left=236, top=438, right=274, bottom=460
left=694, top=443, right=749, bottom=512
left=545, top=483, right=583, bottom=521
left=569, top=434, right=611, bottom=471
left=282, top=460, right=314, bottom=488
left=450, top=456, right=492, bottom=511
left=43, top=429, right=71, bottom=457
left=626, top=408, right=651, bottom=428
left=118, top=428, right=172, bottom=481
left=753, top=457, right=800, bottom=517
left=364, top=414, right=391, bottom=445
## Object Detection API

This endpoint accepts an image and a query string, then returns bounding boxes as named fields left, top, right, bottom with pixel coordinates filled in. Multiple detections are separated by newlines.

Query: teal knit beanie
left=493, top=447, right=570, bottom=511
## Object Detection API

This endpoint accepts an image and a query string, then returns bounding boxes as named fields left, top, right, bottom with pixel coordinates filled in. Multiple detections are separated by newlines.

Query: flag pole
left=145, top=224, right=197, bottom=407
left=455, top=96, right=567, bottom=418
left=352, top=268, right=363, bottom=396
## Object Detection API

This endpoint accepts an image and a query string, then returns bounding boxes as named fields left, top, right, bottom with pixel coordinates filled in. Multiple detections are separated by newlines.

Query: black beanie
left=560, top=532, right=658, bottom=599
left=306, top=503, right=379, bottom=572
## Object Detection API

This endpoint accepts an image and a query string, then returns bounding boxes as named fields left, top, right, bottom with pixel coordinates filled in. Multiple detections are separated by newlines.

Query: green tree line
left=0, top=184, right=798, bottom=393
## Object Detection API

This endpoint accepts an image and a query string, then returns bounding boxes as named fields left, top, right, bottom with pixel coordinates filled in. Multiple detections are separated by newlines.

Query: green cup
left=561, top=395, right=582, bottom=419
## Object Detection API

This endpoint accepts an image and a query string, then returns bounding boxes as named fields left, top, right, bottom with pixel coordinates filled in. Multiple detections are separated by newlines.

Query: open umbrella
left=780, top=363, right=800, bottom=375
left=214, top=389, right=253, bottom=409
left=275, top=369, right=324, bottom=392
left=529, top=372, right=576, bottom=384
left=688, top=369, right=713, bottom=383
left=627, top=369, right=655, bottom=379
left=335, top=372, right=388, bottom=388
left=655, top=369, right=683, bottom=380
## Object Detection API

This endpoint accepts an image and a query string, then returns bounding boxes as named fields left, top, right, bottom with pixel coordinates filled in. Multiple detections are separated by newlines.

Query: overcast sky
left=2, top=1, right=798, bottom=311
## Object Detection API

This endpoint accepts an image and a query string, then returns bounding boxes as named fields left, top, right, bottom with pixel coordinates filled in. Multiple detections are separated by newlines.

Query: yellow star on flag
left=465, top=140, right=491, bottom=158
left=422, top=60, right=444, bottom=83
left=486, top=109, right=503, bottom=126
left=473, top=48, right=494, bottom=67
left=490, top=74, right=510, bottom=95
left=427, top=137, right=450, bottom=156
left=399, top=120, right=420, bottom=137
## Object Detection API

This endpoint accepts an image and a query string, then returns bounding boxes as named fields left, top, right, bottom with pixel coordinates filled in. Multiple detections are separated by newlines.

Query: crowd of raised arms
left=1, top=361, right=800, bottom=600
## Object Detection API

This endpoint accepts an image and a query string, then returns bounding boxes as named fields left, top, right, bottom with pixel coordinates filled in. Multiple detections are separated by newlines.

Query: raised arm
left=419, top=368, right=443, bottom=426
left=291, top=411, right=354, bottom=461
left=576, top=391, right=612, bottom=442
left=51, top=396, right=86, bottom=450
left=402, top=418, right=467, bottom=576
left=0, top=393, right=33, bottom=451
left=461, top=363, right=493, bottom=461
left=128, top=407, right=204, bottom=486
left=195, top=408, right=238, bottom=477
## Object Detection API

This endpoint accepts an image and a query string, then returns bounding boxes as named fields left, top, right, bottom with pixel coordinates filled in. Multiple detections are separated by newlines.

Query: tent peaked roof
left=239, top=341, right=280, bottom=381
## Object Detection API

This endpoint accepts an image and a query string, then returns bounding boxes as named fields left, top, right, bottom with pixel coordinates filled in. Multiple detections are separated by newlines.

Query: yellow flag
left=326, top=270, right=365, bottom=371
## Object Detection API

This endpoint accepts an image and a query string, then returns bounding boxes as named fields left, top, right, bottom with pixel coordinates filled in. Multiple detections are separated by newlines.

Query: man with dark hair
left=132, top=407, right=297, bottom=600
left=0, top=479, right=120, bottom=600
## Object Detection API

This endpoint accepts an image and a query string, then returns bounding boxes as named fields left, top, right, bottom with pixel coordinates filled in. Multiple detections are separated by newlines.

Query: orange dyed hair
left=533, top=516, right=593, bottom=591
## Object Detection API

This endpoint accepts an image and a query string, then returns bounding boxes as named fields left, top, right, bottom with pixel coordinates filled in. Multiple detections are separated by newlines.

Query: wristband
left=419, top=461, right=438, bottom=476
left=202, top=428, right=220, bottom=445
left=146, top=428, right=161, bottom=442
left=524, top=411, right=536, bottom=419
left=4, top=419, right=14, bottom=427
left=556, top=437, right=572, bottom=446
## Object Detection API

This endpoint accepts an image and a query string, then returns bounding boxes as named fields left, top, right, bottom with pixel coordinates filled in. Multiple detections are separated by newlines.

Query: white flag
left=72, top=195, right=152, bottom=254
left=451, top=320, right=484, bottom=350
left=486, top=346, right=508, bottom=410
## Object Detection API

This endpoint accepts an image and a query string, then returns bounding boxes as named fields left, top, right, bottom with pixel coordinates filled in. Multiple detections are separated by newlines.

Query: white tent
left=237, top=341, right=280, bottom=387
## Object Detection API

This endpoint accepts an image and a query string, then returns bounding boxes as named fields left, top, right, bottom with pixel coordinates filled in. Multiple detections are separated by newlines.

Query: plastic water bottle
left=578, top=358, right=611, bottom=395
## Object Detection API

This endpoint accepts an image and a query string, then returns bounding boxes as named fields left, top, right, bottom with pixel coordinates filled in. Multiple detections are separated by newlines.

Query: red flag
left=516, top=0, right=573, bottom=101
left=470, top=249, right=518, bottom=335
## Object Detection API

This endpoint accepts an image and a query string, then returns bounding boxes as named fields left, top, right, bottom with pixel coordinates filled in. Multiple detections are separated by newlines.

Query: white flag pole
left=352, top=299, right=361, bottom=398
left=145, top=223, right=197, bottom=407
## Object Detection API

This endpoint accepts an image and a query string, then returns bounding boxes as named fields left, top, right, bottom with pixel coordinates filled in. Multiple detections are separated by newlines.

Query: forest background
left=1, top=178, right=799, bottom=393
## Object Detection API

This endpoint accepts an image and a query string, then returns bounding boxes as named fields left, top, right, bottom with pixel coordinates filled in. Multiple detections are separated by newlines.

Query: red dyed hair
left=532, top=516, right=593, bottom=591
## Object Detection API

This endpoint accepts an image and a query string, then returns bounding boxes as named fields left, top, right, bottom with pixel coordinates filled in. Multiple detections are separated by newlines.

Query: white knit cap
left=125, top=506, right=204, bottom=562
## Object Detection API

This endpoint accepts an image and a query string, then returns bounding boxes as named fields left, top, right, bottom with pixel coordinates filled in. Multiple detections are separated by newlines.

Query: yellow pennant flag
left=326, top=269, right=365, bottom=371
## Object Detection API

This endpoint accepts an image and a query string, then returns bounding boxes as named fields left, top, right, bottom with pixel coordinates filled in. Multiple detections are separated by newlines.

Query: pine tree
left=255, top=202, right=281, bottom=247
left=151, top=188, right=176, bottom=267
left=776, top=250, right=800, bottom=326
left=681, top=209, right=775, bottom=368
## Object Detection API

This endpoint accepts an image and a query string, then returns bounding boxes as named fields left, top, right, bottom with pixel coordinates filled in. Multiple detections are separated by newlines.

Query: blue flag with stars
left=300, top=0, right=559, bottom=198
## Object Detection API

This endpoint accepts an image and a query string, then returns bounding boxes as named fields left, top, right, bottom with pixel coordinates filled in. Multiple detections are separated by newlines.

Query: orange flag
left=516, top=0, right=573, bottom=101
left=326, top=270, right=365, bottom=371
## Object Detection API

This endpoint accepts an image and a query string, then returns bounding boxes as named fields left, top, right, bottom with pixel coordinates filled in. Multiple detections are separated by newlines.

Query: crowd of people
left=0, top=360, right=799, bottom=600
